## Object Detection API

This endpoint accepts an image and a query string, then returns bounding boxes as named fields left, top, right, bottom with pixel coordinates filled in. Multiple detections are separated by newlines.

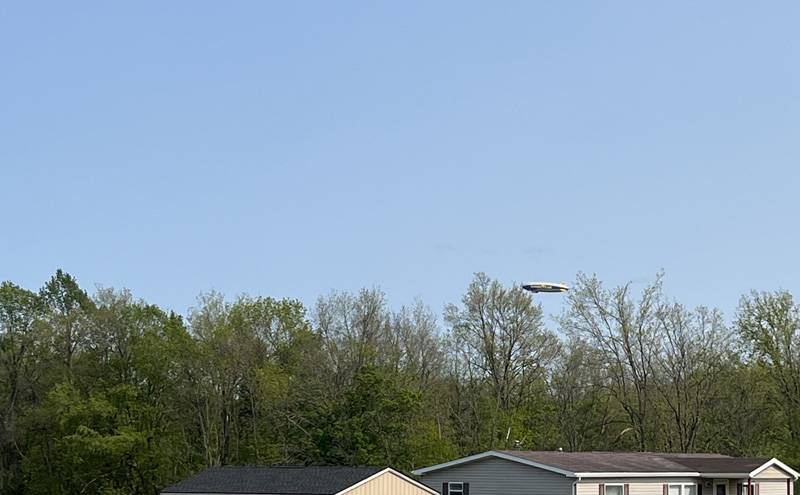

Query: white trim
left=411, top=451, right=576, bottom=477
left=576, top=472, right=750, bottom=478
left=335, top=467, right=439, bottom=495
left=750, top=458, right=800, bottom=480
left=573, top=476, right=582, bottom=495
left=604, top=483, right=626, bottom=495
left=582, top=472, right=754, bottom=478
left=736, top=481, right=754, bottom=495
left=411, top=452, right=495, bottom=476
left=448, top=481, right=465, bottom=495
left=412, top=452, right=800, bottom=481
left=669, top=483, right=699, bottom=495
left=576, top=472, right=702, bottom=478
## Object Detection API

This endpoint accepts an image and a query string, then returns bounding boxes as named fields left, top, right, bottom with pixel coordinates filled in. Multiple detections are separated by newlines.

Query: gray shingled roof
left=161, top=466, right=383, bottom=494
left=497, top=451, right=770, bottom=474
left=659, top=454, right=769, bottom=473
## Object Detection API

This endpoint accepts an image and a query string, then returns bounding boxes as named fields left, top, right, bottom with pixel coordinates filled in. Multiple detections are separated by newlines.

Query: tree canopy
left=0, top=271, right=797, bottom=494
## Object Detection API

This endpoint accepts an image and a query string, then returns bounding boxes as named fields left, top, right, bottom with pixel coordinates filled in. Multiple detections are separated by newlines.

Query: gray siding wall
left=420, top=457, right=574, bottom=495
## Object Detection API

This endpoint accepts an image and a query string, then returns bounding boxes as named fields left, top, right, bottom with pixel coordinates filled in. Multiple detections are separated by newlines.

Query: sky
left=1, top=1, right=798, bottom=323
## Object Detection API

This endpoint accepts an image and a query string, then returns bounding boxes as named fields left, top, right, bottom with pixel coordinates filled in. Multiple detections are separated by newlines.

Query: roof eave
left=575, top=472, right=701, bottom=478
left=412, top=451, right=576, bottom=477
left=699, top=473, right=751, bottom=478
left=336, top=467, right=440, bottom=495
left=749, top=458, right=800, bottom=480
left=412, top=452, right=800, bottom=481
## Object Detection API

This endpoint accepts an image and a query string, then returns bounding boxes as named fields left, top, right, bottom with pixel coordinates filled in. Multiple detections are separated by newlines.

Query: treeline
left=0, top=270, right=798, bottom=494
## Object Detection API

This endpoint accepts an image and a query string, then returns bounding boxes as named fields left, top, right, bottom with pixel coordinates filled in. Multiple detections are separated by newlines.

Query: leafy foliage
left=0, top=271, right=797, bottom=494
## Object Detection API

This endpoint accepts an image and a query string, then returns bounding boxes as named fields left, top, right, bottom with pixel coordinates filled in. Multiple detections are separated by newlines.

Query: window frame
left=604, top=483, right=625, bottom=495
left=715, top=482, right=729, bottom=495
left=669, top=483, right=697, bottom=495
left=448, top=482, right=464, bottom=495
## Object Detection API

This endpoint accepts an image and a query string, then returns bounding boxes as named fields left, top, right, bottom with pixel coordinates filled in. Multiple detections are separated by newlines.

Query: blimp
left=521, top=281, right=569, bottom=293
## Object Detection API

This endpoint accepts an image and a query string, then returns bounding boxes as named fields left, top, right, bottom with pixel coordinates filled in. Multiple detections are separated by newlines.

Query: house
left=161, top=465, right=438, bottom=495
left=412, top=451, right=799, bottom=495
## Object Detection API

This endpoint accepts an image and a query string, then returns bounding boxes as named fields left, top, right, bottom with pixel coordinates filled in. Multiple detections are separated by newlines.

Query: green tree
left=445, top=273, right=560, bottom=449
left=0, top=282, right=41, bottom=493
left=654, top=304, right=731, bottom=452
left=550, top=338, right=613, bottom=451
left=315, top=366, right=422, bottom=469
left=38, top=270, right=94, bottom=379
left=737, top=291, right=800, bottom=466
left=560, top=273, right=664, bottom=451
left=2, top=269, right=799, bottom=493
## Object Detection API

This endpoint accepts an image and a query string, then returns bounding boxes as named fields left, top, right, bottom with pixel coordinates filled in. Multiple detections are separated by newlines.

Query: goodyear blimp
left=521, top=282, right=569, bottom=293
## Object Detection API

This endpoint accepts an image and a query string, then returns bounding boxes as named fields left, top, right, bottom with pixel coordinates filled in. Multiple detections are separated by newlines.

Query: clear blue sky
left=2, top=2, right=798, bottom=322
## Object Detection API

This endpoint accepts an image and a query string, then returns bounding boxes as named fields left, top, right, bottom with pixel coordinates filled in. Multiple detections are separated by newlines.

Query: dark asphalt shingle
left=497, top=451, right=771, bottom=474
left=161, top=466, right=383, bottom=494
left=660, top=455, right=769, bottom=473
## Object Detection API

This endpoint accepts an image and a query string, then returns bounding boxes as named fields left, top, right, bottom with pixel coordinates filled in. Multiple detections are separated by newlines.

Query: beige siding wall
left=755, top=468, right=792, bottom=480
left=578, top=479, right=699, bottom=495
left=577, top=479, right=793, bottom=495
left=577, top=481, right=600, bottom=495
left=344, top=471, right=432, bottom=495
left=758, top=480, right=789, bottom=495
left=630, top=482, right=671, bottom=495
left=576, top=482, right=594, bottom=495
left=711, top=479, right=793, bottom=495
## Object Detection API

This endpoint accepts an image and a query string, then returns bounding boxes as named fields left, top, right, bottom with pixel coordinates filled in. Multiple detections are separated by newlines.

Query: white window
left=449, top=482, right=464, bottom=495
left=670, top=484, right=697, bottom=495
left=605, top=484, right=625, bottom=495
